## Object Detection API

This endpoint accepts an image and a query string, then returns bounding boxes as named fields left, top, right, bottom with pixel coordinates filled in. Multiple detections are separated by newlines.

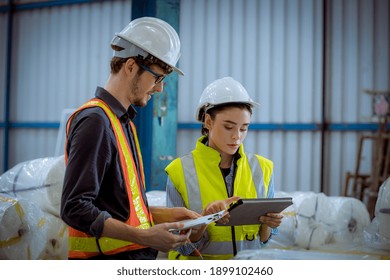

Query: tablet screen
left=216, top=197, right=293, bottom=226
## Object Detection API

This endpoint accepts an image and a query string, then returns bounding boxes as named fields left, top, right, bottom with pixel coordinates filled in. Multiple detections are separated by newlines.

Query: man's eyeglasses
left=138, top=64, right=166, bottom=84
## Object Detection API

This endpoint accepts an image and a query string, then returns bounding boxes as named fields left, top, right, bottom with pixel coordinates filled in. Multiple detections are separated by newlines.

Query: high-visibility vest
left=165, top=136, right=273, bottom=260
left=65, top=98, right=153, bottom=259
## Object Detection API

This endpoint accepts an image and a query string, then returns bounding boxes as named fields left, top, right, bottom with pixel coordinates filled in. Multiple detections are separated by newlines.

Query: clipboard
left=169, top=210, right=226, bottom=234
left=215, top=197, right=293, bottom=226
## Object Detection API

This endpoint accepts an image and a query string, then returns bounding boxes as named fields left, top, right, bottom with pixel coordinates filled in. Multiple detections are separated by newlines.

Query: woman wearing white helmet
left=61, top=17, right=198, bottom=260
left=165, top=77, right=283, bottom=260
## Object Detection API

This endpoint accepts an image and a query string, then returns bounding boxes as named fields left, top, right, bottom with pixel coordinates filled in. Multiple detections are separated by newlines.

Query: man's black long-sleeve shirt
left=61, top=87, right=150, bottom=239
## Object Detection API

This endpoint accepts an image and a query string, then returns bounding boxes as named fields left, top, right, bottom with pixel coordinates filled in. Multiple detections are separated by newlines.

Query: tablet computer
left=169, top=210, right=226, bottom=234
left=215, top=197, right=293, bottom=226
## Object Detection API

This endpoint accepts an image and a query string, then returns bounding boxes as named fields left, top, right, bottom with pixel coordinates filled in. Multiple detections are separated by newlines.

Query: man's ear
left=124, top=58, right=136, bottom=75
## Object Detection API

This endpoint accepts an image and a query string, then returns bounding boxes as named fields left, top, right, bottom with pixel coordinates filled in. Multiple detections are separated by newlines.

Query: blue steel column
left=131, top=0, right=180, bottom=191
left=152, top=0, right=180, bottom=191
left=3, top=0, right=13, bottom=172
left=320, top=0, right=329, bottom=194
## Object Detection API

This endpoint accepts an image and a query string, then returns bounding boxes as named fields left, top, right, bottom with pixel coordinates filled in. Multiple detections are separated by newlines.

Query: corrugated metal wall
left=2, top=0, right=132, bottom=168
left=324, top=0, right=390, bottom=195
left=178, top=0, right=323, bottom=124
left=177, top=0, right=389, bottom=195
left=11, top=1, right=132, bottom=120
left=178, top=0, right=323, bottom=193
left=1, top=0, right=389, bottom=195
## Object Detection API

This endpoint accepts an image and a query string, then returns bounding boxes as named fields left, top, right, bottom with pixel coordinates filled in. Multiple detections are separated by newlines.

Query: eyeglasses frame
left=138, top=64, right=166, bottom=84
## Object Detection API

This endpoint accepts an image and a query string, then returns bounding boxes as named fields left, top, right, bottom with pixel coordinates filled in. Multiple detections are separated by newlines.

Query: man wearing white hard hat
left=61, top=17, right=199, bottom=260
left=165, top=77, right=283, bottom=260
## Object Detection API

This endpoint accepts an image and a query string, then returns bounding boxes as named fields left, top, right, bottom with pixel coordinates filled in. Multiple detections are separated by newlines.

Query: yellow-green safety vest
left=165, top=136, right=273, bottom=260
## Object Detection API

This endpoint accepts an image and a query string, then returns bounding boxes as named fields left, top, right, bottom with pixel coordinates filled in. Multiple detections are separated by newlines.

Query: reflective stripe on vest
left=181, top=155, right=202, bottom=213
left=65, top=98, right=152, bottom=258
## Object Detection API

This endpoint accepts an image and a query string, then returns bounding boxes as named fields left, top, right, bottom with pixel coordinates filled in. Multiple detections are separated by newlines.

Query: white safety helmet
left=195, top=77, right=259, bottom=122
left=111, top=17, right=184, bottom=75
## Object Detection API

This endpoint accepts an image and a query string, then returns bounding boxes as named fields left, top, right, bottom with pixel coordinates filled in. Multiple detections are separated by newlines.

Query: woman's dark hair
left=201, top=103, right=253, bottom=135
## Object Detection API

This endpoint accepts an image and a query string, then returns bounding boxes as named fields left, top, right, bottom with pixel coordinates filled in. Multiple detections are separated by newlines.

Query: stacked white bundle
left=292, top=192, right=332, bottom=249
left=272, top=192, right=371, bottom=249
left=0, top=193, right=68, bottom=260
left=271, top=192, right=331, bottom=249
left=0, top=156, right=65, bottom=217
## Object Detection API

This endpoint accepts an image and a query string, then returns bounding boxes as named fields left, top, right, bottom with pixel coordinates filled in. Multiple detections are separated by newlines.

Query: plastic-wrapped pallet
left=0, top=156, right=65, bottom=217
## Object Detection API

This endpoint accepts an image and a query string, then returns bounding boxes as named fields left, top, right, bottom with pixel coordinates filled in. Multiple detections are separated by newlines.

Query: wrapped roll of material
left=363, top=178, right=390, bottom=250
left=0, top=194, right=68, bottom=260
left=378, top=209, right=390, bottom=239
left=272, top=191, right=331, bottom=249
left=295, top=217, right=330, bottom=249
left=290, top=191, right=317, bottom=217
left=38, top=213, right=68, bottom=260
left=324, top=196, right=370, bottom=243
left=0, top=156, right=65, bottom=217
left=376, top=178, right=390, bottom=239
left=0, top=195, right=24, bottom=243
left=292, top=191, right=330, bottom=224
left=376, top=177, right=390, bottom=211
left=0, top=195, right=47, bottom=259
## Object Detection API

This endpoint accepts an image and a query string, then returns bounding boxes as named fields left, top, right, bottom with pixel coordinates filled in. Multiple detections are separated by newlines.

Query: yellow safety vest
left=165, top=136, right=273, bottom=260
left=65, top=98, right=152, bottom=259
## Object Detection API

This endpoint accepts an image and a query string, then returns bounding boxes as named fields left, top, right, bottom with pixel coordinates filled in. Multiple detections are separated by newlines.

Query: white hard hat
left=111, top=17, right=184, bottom=75
left=195, top=77, right=259, bottom=122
